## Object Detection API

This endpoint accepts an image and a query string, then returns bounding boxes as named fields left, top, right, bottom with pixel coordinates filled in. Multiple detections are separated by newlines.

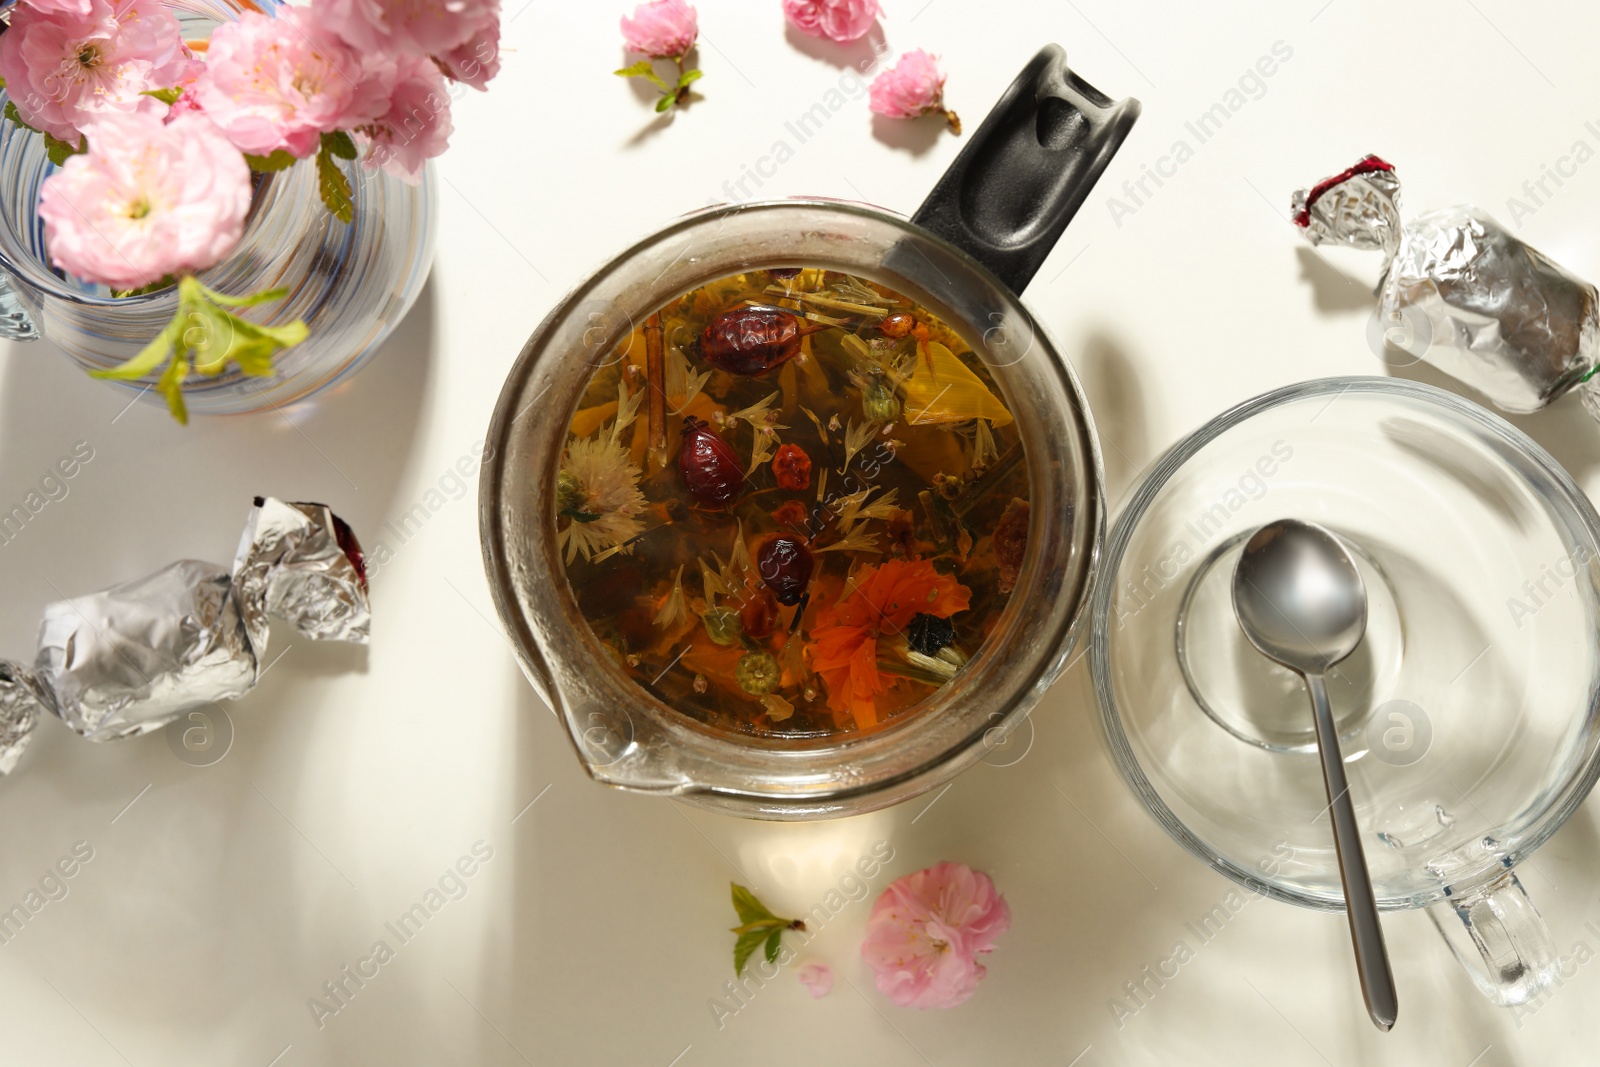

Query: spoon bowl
left=1232, top=520, right=1368, bottom=673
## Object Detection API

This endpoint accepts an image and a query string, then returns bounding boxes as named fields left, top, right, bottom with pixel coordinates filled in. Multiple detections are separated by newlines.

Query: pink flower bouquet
left=0, top=0, right=502, bottom=421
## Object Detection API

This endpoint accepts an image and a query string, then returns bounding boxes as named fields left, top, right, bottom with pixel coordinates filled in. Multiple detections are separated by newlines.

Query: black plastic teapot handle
left=910, top=45, right=1140, bottom=295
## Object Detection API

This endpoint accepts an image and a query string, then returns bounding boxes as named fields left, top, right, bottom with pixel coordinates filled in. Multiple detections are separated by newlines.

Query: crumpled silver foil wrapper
left=1293, top=154, right=1600, bottom=415
left=0, top=498, right=369, bottom=772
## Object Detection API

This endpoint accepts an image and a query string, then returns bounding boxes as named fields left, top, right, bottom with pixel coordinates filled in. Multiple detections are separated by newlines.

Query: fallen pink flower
left=782, top=0, right=880, bottom=43
left=796, top=961, right=834, bottom=999
left=38, top=110, right=252, bottom=290
left=860, top=861, right=1009, bottom=1009
left=869, top=48, right=960, bottom=133
left=620, top=0, right=698, bottom=58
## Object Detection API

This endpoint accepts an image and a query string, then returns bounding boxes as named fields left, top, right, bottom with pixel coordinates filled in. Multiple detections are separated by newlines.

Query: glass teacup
left=1092, top=377, right=1600, bottom=1005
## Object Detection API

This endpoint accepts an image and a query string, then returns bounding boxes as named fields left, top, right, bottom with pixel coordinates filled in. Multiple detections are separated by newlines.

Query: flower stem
left=644, top=311, right=667, bottom=462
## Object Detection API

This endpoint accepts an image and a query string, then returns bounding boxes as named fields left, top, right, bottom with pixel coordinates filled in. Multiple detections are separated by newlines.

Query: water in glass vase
left=555, top=268, right=1032, bottom=741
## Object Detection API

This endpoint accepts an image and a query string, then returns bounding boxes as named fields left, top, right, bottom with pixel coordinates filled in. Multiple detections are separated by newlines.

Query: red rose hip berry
left=678, top=417, right=744, bottom=509
left=698, top=305, right=807, bottom=377
left=757, top=535, right=814, bottom=606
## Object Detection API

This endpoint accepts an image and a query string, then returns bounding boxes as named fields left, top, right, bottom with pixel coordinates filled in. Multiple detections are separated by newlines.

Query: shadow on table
left=1294, top=245, right=1378, bottom=315
left=870, top=114, right=946, bottom=158
left=1385, top=357, right=1600, bottom=488
left=482, top=667, right=718, bottom=1064
left=0, top=278, right=438, bottom=649
left=782, top=22, right=886, bottom=73
left=1074, top=329, right=1152, bottom=507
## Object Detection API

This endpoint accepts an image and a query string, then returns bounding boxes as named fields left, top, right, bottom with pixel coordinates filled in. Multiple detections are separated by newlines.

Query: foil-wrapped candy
left=0, top=497, right=369, bottom=774
left=1293, top=154, right=1600, bottom=416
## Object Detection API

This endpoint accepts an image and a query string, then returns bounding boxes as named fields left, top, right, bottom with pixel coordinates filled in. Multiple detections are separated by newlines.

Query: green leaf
left=728, top=883, right=804, bottom=975
left=615, top=60, right=670, bottom=92
left=762, top=928, right=783, bottom=965
left=217, top=334, right=278, bottom=377
left=245, top=150, right=299, bottom=173
left=185, top=298, right=238, bottom=375
left=730, top=884, right=775, bottom=926
left=654, top=93, right=675, bottom=113
left=141, top=87, right=182, bottom=106
left=90, top=313, right=184, bottom=381
left=316, top=144, right=354, bottom=224
left=157, top=352, right=190, bottom=425
left=226, top=313, right=309, bottom=360
left=43, top=133, right=81, bottom=167
left=732, top=928, right=769, bottom=977
left=677, top=69, right=702, bottom=88
left=321, top=130, right=358, bottom=160
left=4, top=101, right=39, bottom=134
left=192, top=281, right=289, bottom=308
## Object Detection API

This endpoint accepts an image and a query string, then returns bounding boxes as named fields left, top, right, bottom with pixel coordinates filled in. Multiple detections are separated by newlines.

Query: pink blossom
left=869, top=48, right=949, bottom=118
left=782, top=0, right=880, bottom=43
left=14, top=0, right=98, bottom=17
left=860, top=861, right=1010, bottom=1010
left=435, top=11, right=501, bottom=90
left=194, top=7, right=392, bottom=158
left=38, top=110, right=252, bottom=289
left=620, top=0, right=698, bottom=58
left=0, top=0, right=187, bottom=146
left=316, top=0, right=501, bottom=86
left=164, top=58, right=206, bottom=119
left=796, top=961, right=834, bottom=999
left=359, top=54, right=452, bottom=183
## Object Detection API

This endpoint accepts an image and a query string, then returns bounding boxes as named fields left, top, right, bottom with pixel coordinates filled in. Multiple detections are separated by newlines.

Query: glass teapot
left=480, top=47, right=1138, bottom=818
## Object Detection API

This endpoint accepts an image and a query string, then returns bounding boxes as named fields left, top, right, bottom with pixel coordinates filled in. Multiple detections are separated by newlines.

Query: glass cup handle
left=0, top=269, right=39, bottom=342
left=1427, top=870, right=1558, bottom=1006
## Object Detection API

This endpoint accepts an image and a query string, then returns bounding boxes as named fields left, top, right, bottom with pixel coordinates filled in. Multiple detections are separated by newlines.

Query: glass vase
left=0, top=0, right=436, bottom=416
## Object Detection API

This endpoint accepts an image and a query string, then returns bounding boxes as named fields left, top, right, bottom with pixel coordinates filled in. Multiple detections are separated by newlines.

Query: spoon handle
left=1306, top=671, right=1398, bottom=1032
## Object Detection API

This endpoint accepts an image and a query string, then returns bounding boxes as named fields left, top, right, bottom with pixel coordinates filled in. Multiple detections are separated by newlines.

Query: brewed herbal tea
left=554, top=268, right=1031, bottom=740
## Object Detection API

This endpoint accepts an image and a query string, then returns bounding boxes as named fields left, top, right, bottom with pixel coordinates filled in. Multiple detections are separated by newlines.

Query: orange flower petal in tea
left=810, top=558, right=971, bottom=728
left=772, top=443, right=812, bottom=490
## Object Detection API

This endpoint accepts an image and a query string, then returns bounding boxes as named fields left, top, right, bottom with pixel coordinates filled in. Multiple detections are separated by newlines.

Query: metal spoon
left=1232, top=519, right=1398, bottom=1032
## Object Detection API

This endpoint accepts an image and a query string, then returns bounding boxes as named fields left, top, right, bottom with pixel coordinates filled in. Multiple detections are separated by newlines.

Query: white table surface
left=4, top=0, right=1600, bottom=1063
